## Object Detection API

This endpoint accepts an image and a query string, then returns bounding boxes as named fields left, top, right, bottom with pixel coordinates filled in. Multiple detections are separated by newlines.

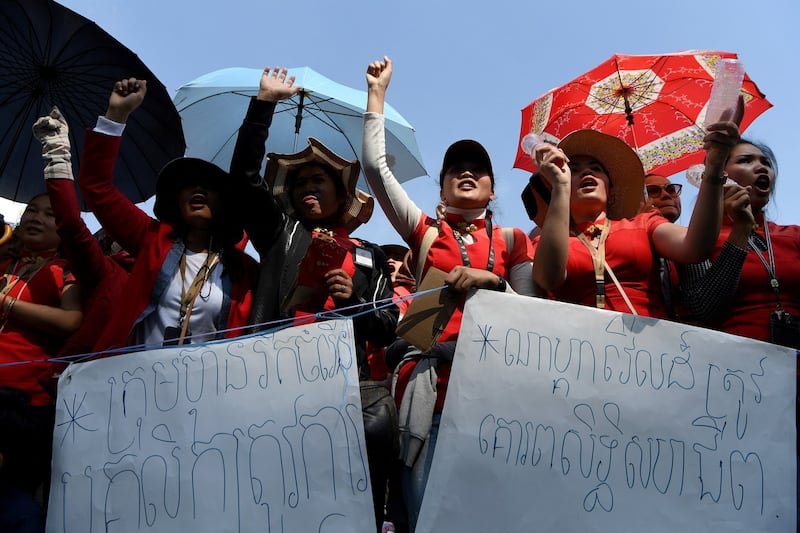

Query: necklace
left=453, top=222, right=478, bottom=237
left=574, top=218, right=606, bottom=239
left=313, top=227, right=336, bottom=238
left=572, top=219, right=612, bottom=309
left=446, top=212, right=495, bottom=271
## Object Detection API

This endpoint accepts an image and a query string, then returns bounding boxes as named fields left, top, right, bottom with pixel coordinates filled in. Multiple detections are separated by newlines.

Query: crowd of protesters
left=0, top=55, right=796, bottom=533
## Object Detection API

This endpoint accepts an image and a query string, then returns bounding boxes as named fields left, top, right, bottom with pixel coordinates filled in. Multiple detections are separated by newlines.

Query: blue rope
left=0, top=285, right=449, bottom=369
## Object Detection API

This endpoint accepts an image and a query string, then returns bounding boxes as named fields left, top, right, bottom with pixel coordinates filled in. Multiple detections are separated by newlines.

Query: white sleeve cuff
left=94, top=115, right=126, bottom=137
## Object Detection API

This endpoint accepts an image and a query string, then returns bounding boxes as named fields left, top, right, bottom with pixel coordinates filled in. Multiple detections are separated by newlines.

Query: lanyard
left=177, top=250, right=220, bottom=332
left=574, top=219, right=612, bottom=309
left=446, top=212, right=495, bottom=272
left=747, top=221, right=782, bottom=310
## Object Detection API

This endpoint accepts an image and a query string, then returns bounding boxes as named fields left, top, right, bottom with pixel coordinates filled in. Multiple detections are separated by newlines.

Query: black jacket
left=229, top=97, right=399, bottom=379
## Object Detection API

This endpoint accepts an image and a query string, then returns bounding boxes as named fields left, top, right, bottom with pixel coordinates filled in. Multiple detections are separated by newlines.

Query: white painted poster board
left=417, top=291, right=796, bottom=532
left=46, top=319, right=375, bottom=532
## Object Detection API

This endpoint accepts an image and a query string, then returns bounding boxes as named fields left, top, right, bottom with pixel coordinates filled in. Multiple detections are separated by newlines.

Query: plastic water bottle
left=520, top=133, right=547, bottom=162
left=686, top=163, right=732, bottom=188
left=685, top=164, right=705, bottom=188
left=704, top=59, right=745, bottom=128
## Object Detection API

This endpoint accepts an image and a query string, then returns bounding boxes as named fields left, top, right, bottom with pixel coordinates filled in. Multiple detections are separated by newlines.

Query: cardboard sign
left=395, top=267, right=457, bottom=353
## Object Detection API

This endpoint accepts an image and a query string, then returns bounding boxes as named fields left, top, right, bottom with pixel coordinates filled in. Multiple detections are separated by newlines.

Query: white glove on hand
left=32, top=106, right=73, bottom=180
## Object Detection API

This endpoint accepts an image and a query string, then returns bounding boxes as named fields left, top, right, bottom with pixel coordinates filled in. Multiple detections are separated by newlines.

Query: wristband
left=702, top=171, right=729, bottom=185
left=495, top=275, right=507, bottom=292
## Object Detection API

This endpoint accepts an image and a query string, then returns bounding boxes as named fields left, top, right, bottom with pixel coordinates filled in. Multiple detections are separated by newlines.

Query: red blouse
left=537, top=211, right=670, bottom=318
left=0, top=257, right=76, bottom=406
left=410, top=213, right=533, bottom=341
left=399, top=212, right=533, bottom=411
left=714, top=217, right=800, bottom=343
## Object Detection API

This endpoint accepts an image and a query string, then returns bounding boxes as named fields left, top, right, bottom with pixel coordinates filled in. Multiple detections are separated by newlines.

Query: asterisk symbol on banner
left=473, top=323, right=499, bottom=361
left=56, top=392, right=97, bottom=447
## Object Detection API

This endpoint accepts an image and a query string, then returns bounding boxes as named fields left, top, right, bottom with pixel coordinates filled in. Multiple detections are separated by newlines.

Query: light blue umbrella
left=173, top=67, right=427, bottom=186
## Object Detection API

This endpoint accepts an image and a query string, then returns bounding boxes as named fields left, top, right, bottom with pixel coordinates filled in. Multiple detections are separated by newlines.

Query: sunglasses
left=645, top=183, right=682, bottom=197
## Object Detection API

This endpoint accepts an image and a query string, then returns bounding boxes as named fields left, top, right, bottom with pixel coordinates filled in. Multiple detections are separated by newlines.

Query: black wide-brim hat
left=153, top=157, right=242, bottom=244
left=522, top=129, right=645, bottom=228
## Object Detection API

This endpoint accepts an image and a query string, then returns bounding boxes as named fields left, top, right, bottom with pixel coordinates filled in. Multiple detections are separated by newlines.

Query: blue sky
left=9, top=0, right=798, bottom=247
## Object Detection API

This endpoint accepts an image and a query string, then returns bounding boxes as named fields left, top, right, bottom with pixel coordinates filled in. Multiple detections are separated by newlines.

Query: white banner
left=418, top=291, right=796, bottom=532
left=46, top=319, right=375, bottom=533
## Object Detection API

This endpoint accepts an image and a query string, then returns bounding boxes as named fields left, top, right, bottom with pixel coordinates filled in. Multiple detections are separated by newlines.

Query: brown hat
left=439, top=139, right=494, bottom=186
left=522, top=129, right=644, bottom=227
left=265, top=138, right=374, bottom=233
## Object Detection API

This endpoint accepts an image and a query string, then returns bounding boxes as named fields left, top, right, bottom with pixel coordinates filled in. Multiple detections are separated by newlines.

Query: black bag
left=360, top=380, right=399, bottom=528
left=360, top=381, right=399, bottom=456
left=770, top=310, right=800, bottom=349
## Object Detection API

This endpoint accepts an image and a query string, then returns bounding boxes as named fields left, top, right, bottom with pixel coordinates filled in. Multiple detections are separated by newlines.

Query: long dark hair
left=729, top=138, right=779, bottom=202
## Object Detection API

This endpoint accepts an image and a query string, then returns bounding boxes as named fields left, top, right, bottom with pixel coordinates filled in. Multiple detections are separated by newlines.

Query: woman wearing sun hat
left=528, top=100, right=743, bottom=317
left=229, top=66, right=399, bottom=531
left=78, top=78, right=258, bottom=350
left=229, top=66, right=399, bottom=371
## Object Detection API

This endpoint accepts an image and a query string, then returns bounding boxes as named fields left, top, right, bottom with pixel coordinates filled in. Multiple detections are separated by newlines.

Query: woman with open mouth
left=680, top=139, right=800, bottom=350
left=526, top=100, right=743, bottom=319
left=229, top=65, right=400, bottom=532
left=363, top=56, right=535, bottom=531
left=77, top=77, right=258, bottom=350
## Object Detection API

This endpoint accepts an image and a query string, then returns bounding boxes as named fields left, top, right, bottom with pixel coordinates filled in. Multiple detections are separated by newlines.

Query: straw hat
left=522, top=129, right=645, bottom=227
left=265, top=138, right=374, bottom=233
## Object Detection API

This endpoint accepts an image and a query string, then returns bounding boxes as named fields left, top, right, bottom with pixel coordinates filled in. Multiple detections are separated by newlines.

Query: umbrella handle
left=293, top=91, right=306, bottom=150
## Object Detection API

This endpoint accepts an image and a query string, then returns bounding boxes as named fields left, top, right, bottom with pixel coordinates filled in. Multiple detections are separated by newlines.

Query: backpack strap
left=415, top=225, right=439, bottom=283
left=414, top=225, right=517, bottom=283
left=501, top=227, right=515, bottom=256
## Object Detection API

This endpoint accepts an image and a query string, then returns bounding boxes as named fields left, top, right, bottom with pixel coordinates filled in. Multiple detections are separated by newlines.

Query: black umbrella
left=0, top=0, right=185, bottom=206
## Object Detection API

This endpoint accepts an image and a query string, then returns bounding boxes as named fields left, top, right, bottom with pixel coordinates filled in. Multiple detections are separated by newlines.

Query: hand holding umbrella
left=174, top=64, right=425, bottom=187
left=32, top=107, right=72, bottom=181
left=106, top=79, right=148, bottom=124
left=258, top=66, right=301, bottom=103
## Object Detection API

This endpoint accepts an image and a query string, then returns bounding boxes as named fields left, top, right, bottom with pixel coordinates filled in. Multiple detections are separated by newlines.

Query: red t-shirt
left=538, top=211, right=670, bottom=318
left=398, top=213, right=533, bottom=411
left=714, top=218, right=800, bottom=343
left=0, top=258, right=76, bottom=406
left=410, top=213, right=532, bottom=341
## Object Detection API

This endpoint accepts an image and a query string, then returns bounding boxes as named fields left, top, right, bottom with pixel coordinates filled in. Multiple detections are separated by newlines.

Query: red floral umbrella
left=514, top=51, right=772, bottom=177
